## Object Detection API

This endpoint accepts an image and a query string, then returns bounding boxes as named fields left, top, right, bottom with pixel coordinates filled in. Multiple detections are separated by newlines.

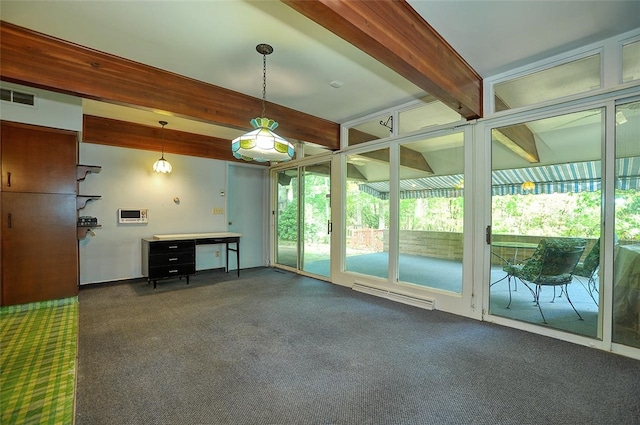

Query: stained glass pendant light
left=231, top=44, right=294, bottom=163
left=153, top=120, right=172, bottom=173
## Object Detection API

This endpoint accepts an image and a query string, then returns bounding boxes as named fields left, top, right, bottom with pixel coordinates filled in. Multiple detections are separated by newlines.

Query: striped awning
left=359, top=157, right=640, bottom=199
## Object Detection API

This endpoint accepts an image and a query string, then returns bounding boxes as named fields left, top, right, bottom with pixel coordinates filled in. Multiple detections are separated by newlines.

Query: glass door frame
left=270, top=153, right=334, bottom=281
left=331, top=124, right=479, bottom=320
left=479, top=87, right=640, bottom=358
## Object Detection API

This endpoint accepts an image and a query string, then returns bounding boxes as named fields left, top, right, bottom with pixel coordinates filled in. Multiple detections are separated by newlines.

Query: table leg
left=236, top=241, right=240, bottom=277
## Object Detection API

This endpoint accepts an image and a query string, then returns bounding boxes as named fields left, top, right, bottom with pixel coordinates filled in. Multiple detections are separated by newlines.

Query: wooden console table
left=142, top=232, right=242, bottom=288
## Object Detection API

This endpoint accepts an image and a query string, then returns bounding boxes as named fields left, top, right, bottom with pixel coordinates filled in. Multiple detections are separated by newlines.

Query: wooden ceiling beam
left=305, top=163, right=367, bottom=181
left=358, top=146, right=433, bottom=175
left=283, top=0, right=482, bottom=120
left=492, top=127, right=539, bottom=163
left=493, top=97, right=539, bottom=163
left=399, top=146, right=433, bottom=174
left=348, top=128, right=433, bottom=174
left=83, top=115, right=266, bottom=165
left=0, top=21, right=340, bottom=150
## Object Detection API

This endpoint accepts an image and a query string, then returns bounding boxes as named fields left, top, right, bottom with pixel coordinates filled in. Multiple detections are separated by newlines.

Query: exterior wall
left=381, top=230, right=598, bottom=265
left=384, top=230, right=464, bottom=260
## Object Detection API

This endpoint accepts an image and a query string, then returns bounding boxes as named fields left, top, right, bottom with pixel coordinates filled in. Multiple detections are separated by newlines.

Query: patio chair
left=572, top=238, right=601, bottom=306
left=506, top=238, right=586, bottom=324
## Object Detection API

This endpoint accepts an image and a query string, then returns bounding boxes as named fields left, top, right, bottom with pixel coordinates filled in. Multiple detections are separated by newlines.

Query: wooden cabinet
left=1, top=122, right=77, bottom=194
left=141, top=239, right=195, bottom=288
left=1, top=121, right=79, bottom=306
left=1, top=193, right=78, bottom=305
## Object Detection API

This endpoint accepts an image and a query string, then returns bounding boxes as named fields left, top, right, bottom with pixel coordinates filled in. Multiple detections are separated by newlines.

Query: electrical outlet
left=212, top=208, right=224, bottom=214
left=215, top=250, right=220, bottom=257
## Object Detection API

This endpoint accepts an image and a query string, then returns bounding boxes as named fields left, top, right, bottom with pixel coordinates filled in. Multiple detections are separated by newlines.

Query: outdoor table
left=490, top=241, right=539, bottom=294
left=492, top=241, right=539, bottom=263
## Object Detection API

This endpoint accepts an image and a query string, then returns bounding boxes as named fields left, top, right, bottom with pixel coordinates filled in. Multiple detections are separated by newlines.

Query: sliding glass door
left=344, top=148, right=390, bottom=279
left=341, top=128, right=469, bottom=310
left=397, top=132, right=464, bottom=293
left=301, top=163, right=331, bottom=277
left=275, top=169, right=298, bottom=268
left=488, top=109, right=603, bottom=337
left=274, top=162, right=331, bottom=278
left=612, top=99, right=640, bottom=349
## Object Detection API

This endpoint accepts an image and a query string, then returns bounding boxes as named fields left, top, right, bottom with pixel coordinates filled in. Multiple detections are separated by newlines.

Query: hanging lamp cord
left=160, top=121, right=167, bottom=157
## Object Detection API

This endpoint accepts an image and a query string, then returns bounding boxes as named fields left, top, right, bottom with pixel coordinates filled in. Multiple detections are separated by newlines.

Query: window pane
left=398, top=98, right=461, bottom=135
left=348, top=115, right=393, bottom=146
left=276, top=170, right=298, bottom=268
left=494, top=54, right=601, bottom=112
left=301, top=163, right=331, bottom=278
left=345, top=148, right=390, bottom=279
left=613, top=100, right=640, bottom=348
left=489, top=109, right=603, bottom=338
left=303, top=142, right=332, bottom=158
left=398, top=132, right=464, bottom=293
left=622, top=40, right=640, bottom=83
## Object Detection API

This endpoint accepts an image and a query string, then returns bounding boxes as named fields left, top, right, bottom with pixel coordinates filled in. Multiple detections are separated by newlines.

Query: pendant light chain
left=261, top=52, right=267, bottom=118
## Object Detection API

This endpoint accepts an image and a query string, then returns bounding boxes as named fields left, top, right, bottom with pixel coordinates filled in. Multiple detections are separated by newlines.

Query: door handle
left=7, top=213, right=12, bottom=228
left=486, top=225, right=492, bottom=245
left=7, top=172, right=11, bottom=187
left=327, top=220, right=332, bottom=234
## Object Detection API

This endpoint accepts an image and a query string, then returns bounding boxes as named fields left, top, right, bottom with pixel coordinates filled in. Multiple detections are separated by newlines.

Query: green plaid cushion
left=574, top=238, right=600, bottom=278
left=509, top=238, right=586, bottom=286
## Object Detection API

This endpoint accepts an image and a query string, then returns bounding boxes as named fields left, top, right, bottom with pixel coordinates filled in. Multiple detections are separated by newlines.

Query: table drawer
left=148, top=263, right=196, bottom=279
left=149, top=240, right=194, bottom=254
left=197, top=237, right=239, bottom=245
left=148, top=251, right=194, bottom=267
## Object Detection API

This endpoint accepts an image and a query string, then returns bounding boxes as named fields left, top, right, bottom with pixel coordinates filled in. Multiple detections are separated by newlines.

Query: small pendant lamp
left=153, top=120, right=172, bottom=173
left=231, top=44, right=295, bottom=163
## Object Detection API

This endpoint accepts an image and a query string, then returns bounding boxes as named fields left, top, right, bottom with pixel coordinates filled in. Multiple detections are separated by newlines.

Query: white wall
left=0, top=82, right=82, bottom=131
left=1, top=83, right=267, bottom=284
left=78, top=143, right=243, bottom=284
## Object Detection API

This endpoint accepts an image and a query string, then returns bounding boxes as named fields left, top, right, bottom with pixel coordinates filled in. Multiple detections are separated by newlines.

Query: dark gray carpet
left=309, top=252, right=602, bottom=338
left=76, top=268, right=640, bottom=425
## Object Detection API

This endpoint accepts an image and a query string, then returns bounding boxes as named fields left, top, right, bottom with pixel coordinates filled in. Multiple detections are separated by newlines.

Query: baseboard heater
left=352, top=283, right=435, bottom=310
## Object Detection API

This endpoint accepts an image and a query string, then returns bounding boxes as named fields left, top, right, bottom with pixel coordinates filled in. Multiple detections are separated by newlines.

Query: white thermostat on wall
left=118, top=209, right=148, bottom=224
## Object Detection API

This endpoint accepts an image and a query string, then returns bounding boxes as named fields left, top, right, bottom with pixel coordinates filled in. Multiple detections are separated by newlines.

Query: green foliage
left=277, top=172, right=332, bottom=244
left=291, top=174, right=640, bottom=245
left=346, top=186, right=388, bottom=230
left=277, top=201, right=298, bottom=242
left=491, top=190, right=640, bottom=241
left=302, top=174, right=330, bottom=244
left=398, top=197, right=464, bottom=232
left=345, top=187, right=639, bottom=242
left=492, top=192, right=601, bottom=237
left=615, top=190, right=640, bottom=240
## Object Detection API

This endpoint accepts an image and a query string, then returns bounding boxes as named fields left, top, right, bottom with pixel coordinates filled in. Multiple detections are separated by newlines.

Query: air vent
left=0, top=88, right=35, bottom=106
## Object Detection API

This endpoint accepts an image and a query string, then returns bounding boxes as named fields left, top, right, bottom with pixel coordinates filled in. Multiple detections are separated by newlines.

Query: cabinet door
left=1, top=121, right=77, bottom=194
left=1, top=192, right=78, bottom=305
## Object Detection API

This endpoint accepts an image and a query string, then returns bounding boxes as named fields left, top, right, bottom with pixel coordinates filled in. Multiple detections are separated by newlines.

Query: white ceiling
left=1, top=0, right=639, bottom=137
